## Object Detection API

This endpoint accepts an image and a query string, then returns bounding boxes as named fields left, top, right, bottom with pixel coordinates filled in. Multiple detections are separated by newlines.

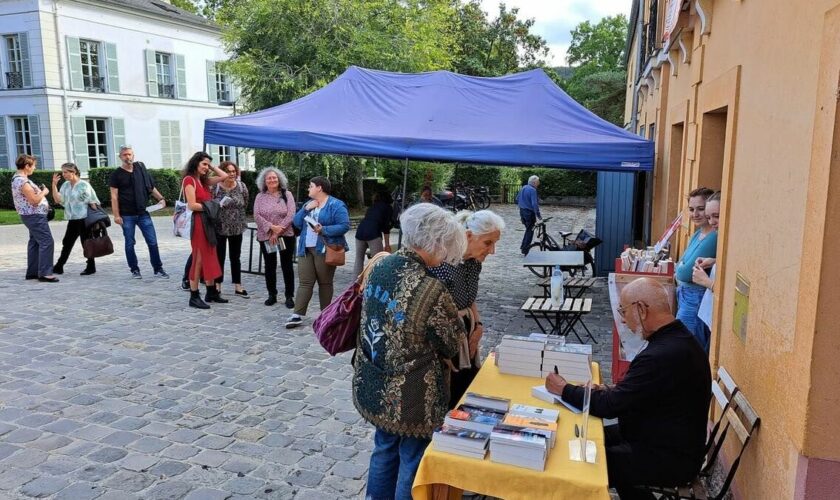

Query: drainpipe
left=53, top=0, right=74, bottom=169
left=629, top=0, right=643, bottom=135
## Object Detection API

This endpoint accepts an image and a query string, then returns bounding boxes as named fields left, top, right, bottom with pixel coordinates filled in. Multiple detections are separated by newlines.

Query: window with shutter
left=85, top=118, right=109, bottom=168
left=160, top=120, right=181, bottom=167
left=4, top=35, right=24, bottom=89
left=0, top=117, right=8, bottom=169
left=80, top=40, right=105, bottom=92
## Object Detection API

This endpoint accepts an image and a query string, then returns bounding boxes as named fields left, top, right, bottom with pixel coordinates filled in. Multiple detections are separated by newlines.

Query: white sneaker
left=285, top=314, right=303, bottom=329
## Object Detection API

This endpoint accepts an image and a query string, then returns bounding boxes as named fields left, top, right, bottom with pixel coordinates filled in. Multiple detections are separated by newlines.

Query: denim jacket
left=293, top=196, right=350, bottom=257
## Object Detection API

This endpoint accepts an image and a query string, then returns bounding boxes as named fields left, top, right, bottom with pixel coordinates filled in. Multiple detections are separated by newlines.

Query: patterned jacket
left=352, top=248, right=465, bottom=439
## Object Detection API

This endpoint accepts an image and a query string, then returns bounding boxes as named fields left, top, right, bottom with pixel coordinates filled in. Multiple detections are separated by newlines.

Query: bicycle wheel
left=476, top=194, right=490, bottom=209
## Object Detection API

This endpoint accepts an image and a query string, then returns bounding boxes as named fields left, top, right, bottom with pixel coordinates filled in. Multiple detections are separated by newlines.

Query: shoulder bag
left=83, top=221, right=114, bottom=259
left=172, top=180, right=192, bottom=239
left=313, top=251, right=390, bottom=356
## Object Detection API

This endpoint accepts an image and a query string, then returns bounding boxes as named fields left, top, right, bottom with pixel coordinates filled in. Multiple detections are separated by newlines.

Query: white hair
left=528, top=175, right=540, bottom=186
left=400, top=204, right=467, bottom=265
left=255, top=167, right=288, bottom=192
left=454, top=210, right=505, bottom=236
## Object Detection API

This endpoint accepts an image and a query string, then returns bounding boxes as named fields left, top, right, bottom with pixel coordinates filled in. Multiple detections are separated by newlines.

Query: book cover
left=509, top=404, right=560, bottom=423
left=500, top=335, right=545, bottom=350
left=444, top=405, right=505, bottom=432
left=463, top=393, right=511, bottom=412
left=433, top=425, right=491, bottom=444
left=490, top=427, right=547, bottom=448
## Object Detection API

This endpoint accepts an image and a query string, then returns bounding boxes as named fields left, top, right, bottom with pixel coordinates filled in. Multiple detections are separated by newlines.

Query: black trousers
left=56, top=219, right=94, bottom=270
left=216, top=234, right=243, bottom=285
left=260, top=236, right=296, bottom=298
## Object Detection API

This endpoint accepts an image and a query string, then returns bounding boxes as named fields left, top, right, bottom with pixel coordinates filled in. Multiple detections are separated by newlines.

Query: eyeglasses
left=617, top=300, right=648, bottom=318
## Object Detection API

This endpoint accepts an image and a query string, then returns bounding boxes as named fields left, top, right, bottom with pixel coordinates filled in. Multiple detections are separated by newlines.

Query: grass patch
left=0, top=209, right=65, bottom=225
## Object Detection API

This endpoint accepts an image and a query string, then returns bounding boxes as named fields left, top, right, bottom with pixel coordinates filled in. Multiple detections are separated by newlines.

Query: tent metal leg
left=296, top=154, right=303, bottom=203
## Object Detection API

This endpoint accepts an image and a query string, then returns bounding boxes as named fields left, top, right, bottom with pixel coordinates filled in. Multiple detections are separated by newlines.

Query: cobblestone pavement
left=0, top=203, right=612, bottom=499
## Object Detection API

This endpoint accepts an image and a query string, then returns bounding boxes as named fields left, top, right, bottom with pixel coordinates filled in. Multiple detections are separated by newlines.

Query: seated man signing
left=546, top=278, right=711, bottom=500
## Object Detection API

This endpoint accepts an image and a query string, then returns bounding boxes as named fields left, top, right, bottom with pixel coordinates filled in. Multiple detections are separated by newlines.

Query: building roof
left=97, top=0, right=218, bottom=31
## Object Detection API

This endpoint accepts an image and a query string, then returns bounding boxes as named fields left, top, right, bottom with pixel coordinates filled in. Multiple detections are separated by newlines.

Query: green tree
left=563, top=15, right=629, bottom=126
left=169, top=0, right=199, bottom=15
left=452, top=1, right=550, bottom=76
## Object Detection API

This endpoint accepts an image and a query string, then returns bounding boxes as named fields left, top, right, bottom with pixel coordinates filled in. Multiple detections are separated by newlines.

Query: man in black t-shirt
left=109, top=145, right=169, bottom=279
left=547, top=278, right=712, bottom=500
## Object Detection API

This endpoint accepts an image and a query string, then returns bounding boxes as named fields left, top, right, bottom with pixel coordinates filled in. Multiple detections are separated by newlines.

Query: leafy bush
left=89, top=167, right=182, bottom=208
left=450, top=165, right=521, bottom=194
left=518, top=168, right=597, bottom=197
left=0, top=170, right=63, bottom=209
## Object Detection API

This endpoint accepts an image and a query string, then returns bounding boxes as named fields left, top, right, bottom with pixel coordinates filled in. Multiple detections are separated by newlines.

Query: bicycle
left=525, top=218, right=601, bottom=277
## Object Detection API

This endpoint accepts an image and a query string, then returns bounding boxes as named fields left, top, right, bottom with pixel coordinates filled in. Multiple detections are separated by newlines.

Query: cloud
left=478, top=0, right=632, bottom=65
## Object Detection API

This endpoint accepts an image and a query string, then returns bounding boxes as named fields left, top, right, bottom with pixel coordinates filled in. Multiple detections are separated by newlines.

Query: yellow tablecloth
left=412, top=356, right=610, bottom=500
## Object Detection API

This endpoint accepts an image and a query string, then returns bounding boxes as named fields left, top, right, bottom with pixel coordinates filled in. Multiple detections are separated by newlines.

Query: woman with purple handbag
left=351, top=203, right=467, bottom=500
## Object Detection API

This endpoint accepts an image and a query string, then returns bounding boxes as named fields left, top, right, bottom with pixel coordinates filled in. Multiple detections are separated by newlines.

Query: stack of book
left=541, top=343, right=593, bottom=383
left=489, top=426, right=548, bottom=471
left=432, top=424, right=490, bottom=459
left=444, top=404, right=506, bottom=434
left=500, top=413, right=558, bottom=448
left=497, top=335, right=545, bottom=377
left=464, top=393, right=510, bottom=413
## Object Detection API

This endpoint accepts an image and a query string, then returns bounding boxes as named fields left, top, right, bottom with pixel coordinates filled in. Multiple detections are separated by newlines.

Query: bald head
left=621, top=278, right=672, bottom=314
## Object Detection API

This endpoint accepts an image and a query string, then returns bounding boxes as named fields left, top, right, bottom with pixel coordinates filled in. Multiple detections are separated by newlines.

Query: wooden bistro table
left=523, top=250, right=585, bottom=278
left=412, top=354, right=609, bottom=500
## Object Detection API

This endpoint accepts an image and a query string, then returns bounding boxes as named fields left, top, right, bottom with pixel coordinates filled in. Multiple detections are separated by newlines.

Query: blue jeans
left=366, top=427, right=430, bottom=500
left=520, top=208, right=536, bottom=254
left=121, top=213, right=163, bottom=273
left=20, top=214, right=54, bottom=277
left=676, top=284, right=709, bottom=352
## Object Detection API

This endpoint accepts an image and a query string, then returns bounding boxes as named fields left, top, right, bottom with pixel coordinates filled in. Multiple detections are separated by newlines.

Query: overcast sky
left=478, top=0, right=632, bottom=66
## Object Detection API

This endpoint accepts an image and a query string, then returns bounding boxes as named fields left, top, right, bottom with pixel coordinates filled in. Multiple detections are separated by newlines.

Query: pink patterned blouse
left=253, top=189, right=296, bottom=241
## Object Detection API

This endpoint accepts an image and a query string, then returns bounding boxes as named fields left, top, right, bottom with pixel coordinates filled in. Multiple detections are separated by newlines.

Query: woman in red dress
left=183, top=152, right=229, bottom=309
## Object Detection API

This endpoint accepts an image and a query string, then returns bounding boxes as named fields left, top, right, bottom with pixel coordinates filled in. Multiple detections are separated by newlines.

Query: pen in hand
left=554, top=365, right=559, bottom=375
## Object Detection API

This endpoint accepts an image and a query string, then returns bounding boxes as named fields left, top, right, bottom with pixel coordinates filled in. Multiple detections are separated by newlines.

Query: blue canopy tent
left=204, top=66, right=652, bottom=171
left=203, top=66, right=654, bottom=273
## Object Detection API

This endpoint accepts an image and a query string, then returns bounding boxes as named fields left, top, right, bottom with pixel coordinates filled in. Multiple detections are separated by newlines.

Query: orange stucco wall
left=627, top=1, right=840, bottom=498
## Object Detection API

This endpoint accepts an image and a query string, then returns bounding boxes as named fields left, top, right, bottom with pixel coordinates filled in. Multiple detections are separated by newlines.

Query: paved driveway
left=0, top=204, right=613, bottom=499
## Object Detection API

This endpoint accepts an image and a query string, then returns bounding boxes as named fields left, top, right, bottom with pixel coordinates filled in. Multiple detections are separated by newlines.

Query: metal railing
left=157, top=83, right=175, bottom=98
left=5, top=72, right=22, bottom=89
left=644, top=0, right=659, bottom=62
left=84, top=76, right=106, bottom=92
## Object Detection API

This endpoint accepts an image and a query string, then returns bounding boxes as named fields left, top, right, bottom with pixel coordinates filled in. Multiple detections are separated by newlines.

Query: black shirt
left=563, top=320, right=711, bottom=482
left=427, top=259, right=482, bottom=310
left=109, top=162, right=155, bottom=216
left=355, top=201, right=393, bottom=241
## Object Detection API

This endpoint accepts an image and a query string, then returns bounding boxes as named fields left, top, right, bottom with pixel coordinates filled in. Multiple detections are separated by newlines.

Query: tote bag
left=172, top=182, right=192, bottom=239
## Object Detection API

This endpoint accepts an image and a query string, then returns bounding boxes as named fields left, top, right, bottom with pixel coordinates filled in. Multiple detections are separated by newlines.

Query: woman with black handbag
left=11, top=154, right=58, bottom=282
left=51, top=162, right=101, bottom=276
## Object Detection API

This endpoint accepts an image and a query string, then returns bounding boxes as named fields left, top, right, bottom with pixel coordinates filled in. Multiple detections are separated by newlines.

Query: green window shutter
left=159, top=120, right=170, bottom=166
left=71, top=116, right=89, bottom=169
left=19, top=33, right=32, bottom=87
left=110, top=118, right=125, bottom=167
left=145, top=49, right=158, bottom=97
left=171, top=121, right=182, bottom=166
left=104, top=43, right=120, bottom=93
left=0, top=117, right=8, bottom=169
left=174, top=54, right=186, bottom=99
left=27, top=115, right=41, bottom=161
left=66, top=36, right=83, bottom=90
left=206, top=60, right=217, bottom=102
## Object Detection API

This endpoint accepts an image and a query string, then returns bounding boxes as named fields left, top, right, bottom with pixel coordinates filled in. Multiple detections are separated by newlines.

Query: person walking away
left=213, top=161, right=249, bottom=298
left=253, top=167, right=297, bottom=307
left=182, top=152, right=229, bottom=309
left=517, top=175, right=541, bottom=256
left=353, top=203, right=467, bottom=500
left=674, top=187, right=717, bottom=352
left=285, top=176, right=350, bottom=328
left=109, top=145, right=169, bottom=279
left=353, top=190, right=393, bottom=280
left=51, top=162, right=99, bottom=275
left=11, top=154, right=58, bottom=282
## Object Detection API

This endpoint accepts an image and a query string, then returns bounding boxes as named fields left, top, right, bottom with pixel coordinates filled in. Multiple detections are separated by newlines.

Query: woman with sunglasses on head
left=674, top=187, right=717, bottom=352
left=182, top=152, right=229, bottom=309
left=212, top=161, right=249, bottom=298
left=51, top=162, right=100, bottom=276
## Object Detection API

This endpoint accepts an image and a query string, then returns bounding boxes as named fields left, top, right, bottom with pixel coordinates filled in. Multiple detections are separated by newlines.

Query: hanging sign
left=663, top=0, right=682, bottom=46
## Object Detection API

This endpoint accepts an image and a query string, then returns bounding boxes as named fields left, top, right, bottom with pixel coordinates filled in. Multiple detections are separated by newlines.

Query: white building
left=0, top=0, right=242, bottom=172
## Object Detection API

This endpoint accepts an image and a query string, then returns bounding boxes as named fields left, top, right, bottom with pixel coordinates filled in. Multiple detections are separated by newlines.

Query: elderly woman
left=182, top=152, right=229, bottom=309
left=428, top=209, right=505, bottom=408
left=353, top=203, right=466, bottom=500
left=11, top=154, right=58, bottom=282
left=286, top=176, right=350, bottom=328
left=50, top=162, right=100, bottom=276
left=253, top=167, right=296, bottom=307
left=674, top=187, right=717, bottom=351
left=692, top=192, right=721, bottom=353
left=212, top=161, right=250, bottom=298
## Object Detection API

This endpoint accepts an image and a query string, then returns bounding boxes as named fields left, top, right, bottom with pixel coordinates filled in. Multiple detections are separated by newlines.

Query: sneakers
left=154, top=269, right=170, bottom=279
left=131, top=270, right=142, bottom=279
left=285, top=314, right=303, bottom=328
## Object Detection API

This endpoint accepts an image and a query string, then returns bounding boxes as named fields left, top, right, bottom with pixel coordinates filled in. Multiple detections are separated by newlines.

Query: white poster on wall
left=663, top=0, right=682, bottom=46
